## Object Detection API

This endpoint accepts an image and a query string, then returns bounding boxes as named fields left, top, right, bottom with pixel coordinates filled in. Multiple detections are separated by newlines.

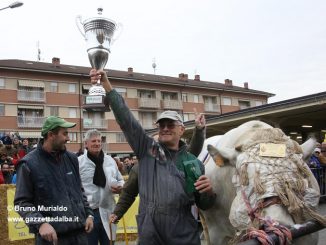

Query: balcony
left=204, top=103, right=220, bottom=113
left=17, top=116, right=44, bottom=128
left=162, top=100, right=183, bottom=110
left=83, top=118, right=107, bottom=129
left=17, top=90, right=45, bottom=102
left=138, top=98, right=161, bottom=109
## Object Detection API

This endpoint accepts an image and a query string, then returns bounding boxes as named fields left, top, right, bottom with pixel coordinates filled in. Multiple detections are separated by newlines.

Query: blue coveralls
left=107, top=89, right=215, bottom=245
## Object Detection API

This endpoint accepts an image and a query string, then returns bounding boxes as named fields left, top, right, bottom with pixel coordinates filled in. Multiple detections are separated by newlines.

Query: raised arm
left=90, top=70, right=153, bottom=158
left=187, top=112, right=206, bottom=157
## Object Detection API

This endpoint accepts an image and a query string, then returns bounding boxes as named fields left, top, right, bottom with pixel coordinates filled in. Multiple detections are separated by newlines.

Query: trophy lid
left=82, top=8, right=117, bottom=32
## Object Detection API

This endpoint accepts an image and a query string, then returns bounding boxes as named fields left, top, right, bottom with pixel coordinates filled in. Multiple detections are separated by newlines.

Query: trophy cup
left=76, top=8, right=120, bottom=111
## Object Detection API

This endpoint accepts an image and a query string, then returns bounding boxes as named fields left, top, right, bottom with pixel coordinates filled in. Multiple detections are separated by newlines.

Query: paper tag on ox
left=259, top=143, right=286, bottom=158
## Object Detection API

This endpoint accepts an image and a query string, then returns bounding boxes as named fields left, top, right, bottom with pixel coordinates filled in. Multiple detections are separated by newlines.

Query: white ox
left=198, top=120, right=321, bottom=245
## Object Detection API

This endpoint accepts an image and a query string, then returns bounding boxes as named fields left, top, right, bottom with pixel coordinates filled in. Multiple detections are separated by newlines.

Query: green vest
left=176, top=151, right=202, bottom=193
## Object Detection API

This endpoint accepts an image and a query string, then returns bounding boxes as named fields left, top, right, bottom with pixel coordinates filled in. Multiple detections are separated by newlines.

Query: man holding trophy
left=89, top=69, right=216, bottom=245
left=79, top=7, right=215, bottom=245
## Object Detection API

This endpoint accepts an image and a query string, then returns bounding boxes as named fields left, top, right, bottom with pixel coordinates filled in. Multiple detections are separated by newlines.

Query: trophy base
left=83, top=95, right=111, bottom=112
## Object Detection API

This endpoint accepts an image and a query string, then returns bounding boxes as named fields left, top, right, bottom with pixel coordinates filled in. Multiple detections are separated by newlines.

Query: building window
left=17, top=107, right=44, bottom=128
left=183, top=113, right=190, bottom=122
left=116, top=132, right=127, bottom=143
left=204, top=96, right=217, bottom=104
left=162, top=92, right=178, bottom=100
left=50, top=82, right=58, bottom=92
left=116, top=87, right=127, bottom=97
left=68, top=108, right=77, bottom=118
left=182, top=93, right=188, bottom=102
left=204, top=96, right=219, bottom=112
left=83, top=111, right=106, bottom=128
left=68, top=84, right=76, bottom=93
left=50, top=107, right=59, bottom=116
left=68, top=132, right=77, bottom=142
left=0, top=78, right=4, bottom=88
left=238, top=100, right=251, bottom=109
left=138, top=90, right=155, bottom=98
left=0, top=104, right=4, bottom=116
left=193, top=94, right=199, bottom=103
left=139, top=112, right=155, bottom=129
left=255, top=100, right=263, bottom=106
left=17, top=81, right=45, bottom=102
left=222, top=97, right=232, bottom=105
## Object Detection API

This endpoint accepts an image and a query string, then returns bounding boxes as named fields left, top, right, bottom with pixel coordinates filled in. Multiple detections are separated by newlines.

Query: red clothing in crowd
left=0, top=171, right=4, bottom=184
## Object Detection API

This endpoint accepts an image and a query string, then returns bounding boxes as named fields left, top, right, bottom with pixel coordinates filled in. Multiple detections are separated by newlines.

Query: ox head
left=207, top=124, right=316, bottom=167
left=207, top=120, right=273, bottom=167
left=205, top=120, right=320, bottom=232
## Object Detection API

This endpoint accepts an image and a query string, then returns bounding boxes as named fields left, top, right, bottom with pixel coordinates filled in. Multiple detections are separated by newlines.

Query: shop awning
left=18, top=131, right=41, bottom=139
left=17, top=105, right=44, bottom=110
left=18, top=80, right=45, bottom=88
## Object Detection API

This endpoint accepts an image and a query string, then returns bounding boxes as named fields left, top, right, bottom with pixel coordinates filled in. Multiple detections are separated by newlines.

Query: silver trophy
left=76, top=8, right=120, bottom=111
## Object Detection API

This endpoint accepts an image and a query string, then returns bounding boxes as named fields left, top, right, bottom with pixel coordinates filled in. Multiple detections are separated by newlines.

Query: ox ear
left=207, top=144, right=237, bottom=167
left=301, top=137, right=317, bottom=160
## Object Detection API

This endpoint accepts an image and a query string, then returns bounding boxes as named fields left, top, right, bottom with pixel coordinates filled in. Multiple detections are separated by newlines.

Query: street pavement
left=116, top=202, right=326, bottom=245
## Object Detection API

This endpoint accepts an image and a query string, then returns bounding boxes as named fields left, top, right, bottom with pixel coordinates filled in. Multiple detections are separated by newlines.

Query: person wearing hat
left=308, top=147, right=324, bottom=182
left=14, top=116, right=94, bottom=245
left=0, top=131, right=13, bottom=146
left=90, top=69, right=216, bottom=245
left=309, top=148, right=322, bottom=168
left=109, top=111, right=207, bottom=226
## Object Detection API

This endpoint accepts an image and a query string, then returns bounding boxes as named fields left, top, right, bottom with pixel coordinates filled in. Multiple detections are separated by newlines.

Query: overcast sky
left=1, top=0, right=326, bottom=102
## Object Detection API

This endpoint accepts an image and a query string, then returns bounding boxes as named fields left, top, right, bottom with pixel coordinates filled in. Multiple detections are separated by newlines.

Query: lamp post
left=0, top=1, right=23, bottom=11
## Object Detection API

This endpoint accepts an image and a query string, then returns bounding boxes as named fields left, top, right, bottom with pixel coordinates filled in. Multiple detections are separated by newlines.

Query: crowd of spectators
left=111, top=154, right=138, bottom=176
left=0, top=130, right=137, bottom=185
left=0, top=132, right=34, bottom=184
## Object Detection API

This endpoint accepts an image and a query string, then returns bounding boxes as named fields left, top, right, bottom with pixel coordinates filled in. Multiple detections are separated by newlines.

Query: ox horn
left=301, top=137, right=317, bottom=160
left=207, top=144, right=237, bottom=167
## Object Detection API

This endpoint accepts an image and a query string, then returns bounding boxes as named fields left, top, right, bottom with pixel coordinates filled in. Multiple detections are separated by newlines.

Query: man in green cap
left=14, top=116, right=94, bottom=245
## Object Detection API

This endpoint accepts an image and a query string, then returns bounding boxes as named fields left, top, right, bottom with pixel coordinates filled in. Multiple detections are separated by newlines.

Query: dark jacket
left=14, top=141, right=93, bottom=235
left=113, top=164, right=139, bottom=219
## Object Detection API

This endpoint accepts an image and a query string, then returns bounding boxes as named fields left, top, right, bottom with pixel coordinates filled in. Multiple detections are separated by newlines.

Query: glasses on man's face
left=156, top=122, right=182, bottom=130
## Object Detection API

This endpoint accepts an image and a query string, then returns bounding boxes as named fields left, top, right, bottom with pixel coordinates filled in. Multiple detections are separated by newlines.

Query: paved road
left=116, top=203, right=326, bottom=245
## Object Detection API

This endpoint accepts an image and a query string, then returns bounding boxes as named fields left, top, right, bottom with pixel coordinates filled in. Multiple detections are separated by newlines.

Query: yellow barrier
left=1, top=185, right=139, bottom=244
left=0, top=185, right=34, bottom=245
left=116, top=195, right=139, bottom=234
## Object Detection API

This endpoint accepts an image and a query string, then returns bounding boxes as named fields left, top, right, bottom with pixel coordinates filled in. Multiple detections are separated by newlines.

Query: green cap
left=42, top=116, right=76, bottom=136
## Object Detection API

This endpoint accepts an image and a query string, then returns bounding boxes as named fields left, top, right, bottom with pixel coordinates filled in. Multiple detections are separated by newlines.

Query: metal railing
left=17, top=90, right=45, bottom=102
left=204, top=103, right=220, bottom=112
left=138, top=98, right=161, bottom=109
left=162, top=100, right=183, bottom=110
left=310, top=167, right=326, bottom=199
left=17, top=116, right=44, bottom=128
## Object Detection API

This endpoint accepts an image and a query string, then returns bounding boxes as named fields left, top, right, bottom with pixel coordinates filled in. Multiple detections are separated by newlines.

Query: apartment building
left=0, top=58, right=274, bottom=154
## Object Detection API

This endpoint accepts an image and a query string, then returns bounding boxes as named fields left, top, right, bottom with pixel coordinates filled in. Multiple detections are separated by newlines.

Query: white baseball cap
left=155, top=111, right=183, bottom=124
